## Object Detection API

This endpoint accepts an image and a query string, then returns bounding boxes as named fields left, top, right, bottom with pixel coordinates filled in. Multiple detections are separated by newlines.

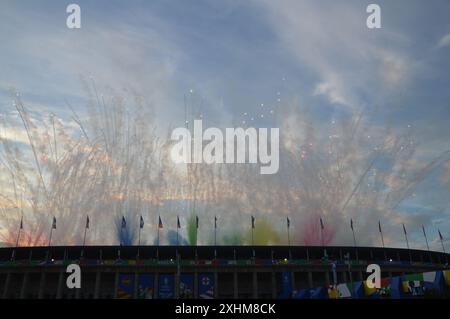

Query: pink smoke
left=300, top=214, right=336, bottom=245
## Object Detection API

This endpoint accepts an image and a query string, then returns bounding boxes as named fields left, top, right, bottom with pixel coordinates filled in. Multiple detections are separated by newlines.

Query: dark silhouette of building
left=0, top=245, right=448, bottom=299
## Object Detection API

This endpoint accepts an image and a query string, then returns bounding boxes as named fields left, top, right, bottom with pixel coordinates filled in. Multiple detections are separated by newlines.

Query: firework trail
left=1, top=85, right=449, bottom=247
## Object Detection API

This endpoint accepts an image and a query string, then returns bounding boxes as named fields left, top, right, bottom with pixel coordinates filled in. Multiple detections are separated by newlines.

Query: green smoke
left=187, top=213, right=197, bottom=245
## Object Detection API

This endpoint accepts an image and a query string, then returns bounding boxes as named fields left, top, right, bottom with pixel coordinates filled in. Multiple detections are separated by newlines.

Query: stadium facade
left=0, top=245, right=448, bottom=299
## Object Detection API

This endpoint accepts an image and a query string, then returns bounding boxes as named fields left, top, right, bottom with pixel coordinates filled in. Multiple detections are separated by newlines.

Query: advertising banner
left=179, top=273, right=194, bottom=299
left=117, top=273, right=135, bottom=299
left=198, top=273, right=214, bottom=299
left=158, top=273, right=175, bottom=299
left=137, top=274, right=154, bottom=299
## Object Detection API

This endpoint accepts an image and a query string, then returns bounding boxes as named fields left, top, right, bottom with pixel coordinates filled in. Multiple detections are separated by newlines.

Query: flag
left=214, top=216, right=217, bottom=229
left=158, top=216, right=163, bottom=229
left=438, top=229, right=444, bottom=241
left=196, top=215, right=199, bottom=229
left=85, top=215, right=90, bottom=229
left=402, top=223, right=407, bottom=235
left=337, top=283, right=352, bottom=299
left=350, top=219, right=354, bottom=231
left=121, top=216, right=126, bottom=228
left=177, top=216, right=181, bottom=229
left=20, top=216, right=23, bottom=230
left=52, top=216, right=56, bottom=229
left=140, top=215, right=144, bottom=229
left=378, top=221, right=382, bottom=233
left=287, top=217, right=290, bottom=228
left=320, top=217, right=324, bottom=230
left=251, top=216, right=255, bottom=229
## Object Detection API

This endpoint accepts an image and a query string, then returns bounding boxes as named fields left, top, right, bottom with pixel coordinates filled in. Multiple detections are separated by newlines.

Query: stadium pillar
left=252, top=271, right=258, bottom=298
left=194, top=271, right=198, bottom=298
left=307, top=271, right=313, bottom=288
left=342, top=270, right=348, bottom=283
left=134, top=272, right=139, bottom=299
left=113, top=271, right=119, bottom=299
left=174, top=271, right=179, bottom=299
left=290, top=272, right=295, bottom=297
left=357, top=270, right=363, bottom=281
left=271, top=271, right=276, bottom=298
left=75, top=279, right=81, bottom=299
left=324, top=270, right=330, bottom=286
left=214, top=270, right=218, bottom=298
left=38, top=271, right=46, bottom=299
left=19, top=272, right=28, bottom=299
left=233, top=270, right=238, bottom=299
left=94, top=271, right=101, bottom=299
left=2, top=272, right=11, bottom=299
left=154, top=271, right=159, bottom=299
left=56, top=270, right=64, bottom=299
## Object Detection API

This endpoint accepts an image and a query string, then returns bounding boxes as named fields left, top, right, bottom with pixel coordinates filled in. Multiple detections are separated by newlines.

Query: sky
left=0, top=0, right=449, bottom=249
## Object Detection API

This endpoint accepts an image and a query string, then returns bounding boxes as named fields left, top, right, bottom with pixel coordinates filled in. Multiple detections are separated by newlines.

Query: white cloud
left=255, top=0, right=415, bottom=109
left=437, top=33, right=450, bottom=48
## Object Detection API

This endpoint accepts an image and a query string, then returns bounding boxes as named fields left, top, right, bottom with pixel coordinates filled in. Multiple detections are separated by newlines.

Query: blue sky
left=0, top=0, right=449, bottom=248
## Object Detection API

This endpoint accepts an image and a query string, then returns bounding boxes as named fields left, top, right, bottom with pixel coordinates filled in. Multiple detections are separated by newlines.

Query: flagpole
left=138, top=226, right=141, bottom=246
left=214, top=216, right=217, bottom=246
left=403, top=224, right=412, bottom=263
left=47, top=217, right=56, bottom=261
left=351, top=219, right=358, bottom=262
left=12, top=217, right=22, bottom=261
left=176, top=216, right=179, bottom=246
left=439, top=230, right=446, bottom=254
left=287, top=224, right=290, bottom=246
left=251, top=216, right=255, bottom=246
left=196, top=215, right=199, bottom=246
left=379, top=221, right=388, bottom=262
left=351, top=225, right=356, bottom=247
left=15, top=223, right=22, bottom=248
left=287, top=217, right=292, bottom=260
left=81, top=221, right=87, bottom=259
left=320, top=217, right=326, bottom=258
left=120, top=217, right=123, bottom=247
left=214, top=216, right=217, bottom=258
left=423, top=229, right=429, bottom=251
left=380, top=226, right=385, bottom=248
left=157, top=216, right=160, bottom=246
left=48, top=225, right=54, bottom=247
left=157, top=216, right=160, bottom=260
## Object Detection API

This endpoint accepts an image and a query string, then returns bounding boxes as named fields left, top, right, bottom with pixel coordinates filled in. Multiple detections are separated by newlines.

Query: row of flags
left=15, top=214, right=447, bottom=250
left=120, top=215, right=203, bottom=230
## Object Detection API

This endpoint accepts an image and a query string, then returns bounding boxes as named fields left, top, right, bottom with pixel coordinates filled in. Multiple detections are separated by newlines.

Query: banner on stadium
left=198, top=273, right=214, bottom=299
left=278, top=272, right=292, bottom=299
left=137, top=274, right=153, bottom=299
left=179, top=273, right=194, bottom=299
left=158, top=273, right=175, bottom=299
left=117, top=273, right=135, bottom=299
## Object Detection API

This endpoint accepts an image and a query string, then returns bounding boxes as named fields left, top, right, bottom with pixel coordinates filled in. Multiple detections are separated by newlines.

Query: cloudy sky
left=0, top=0, right=449, bottom=249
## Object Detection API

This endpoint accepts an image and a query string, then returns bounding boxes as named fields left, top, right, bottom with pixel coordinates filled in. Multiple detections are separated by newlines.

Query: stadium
left=1, top=1, right=450, bottom=307
left=0, top=245, right=448, bottom=299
